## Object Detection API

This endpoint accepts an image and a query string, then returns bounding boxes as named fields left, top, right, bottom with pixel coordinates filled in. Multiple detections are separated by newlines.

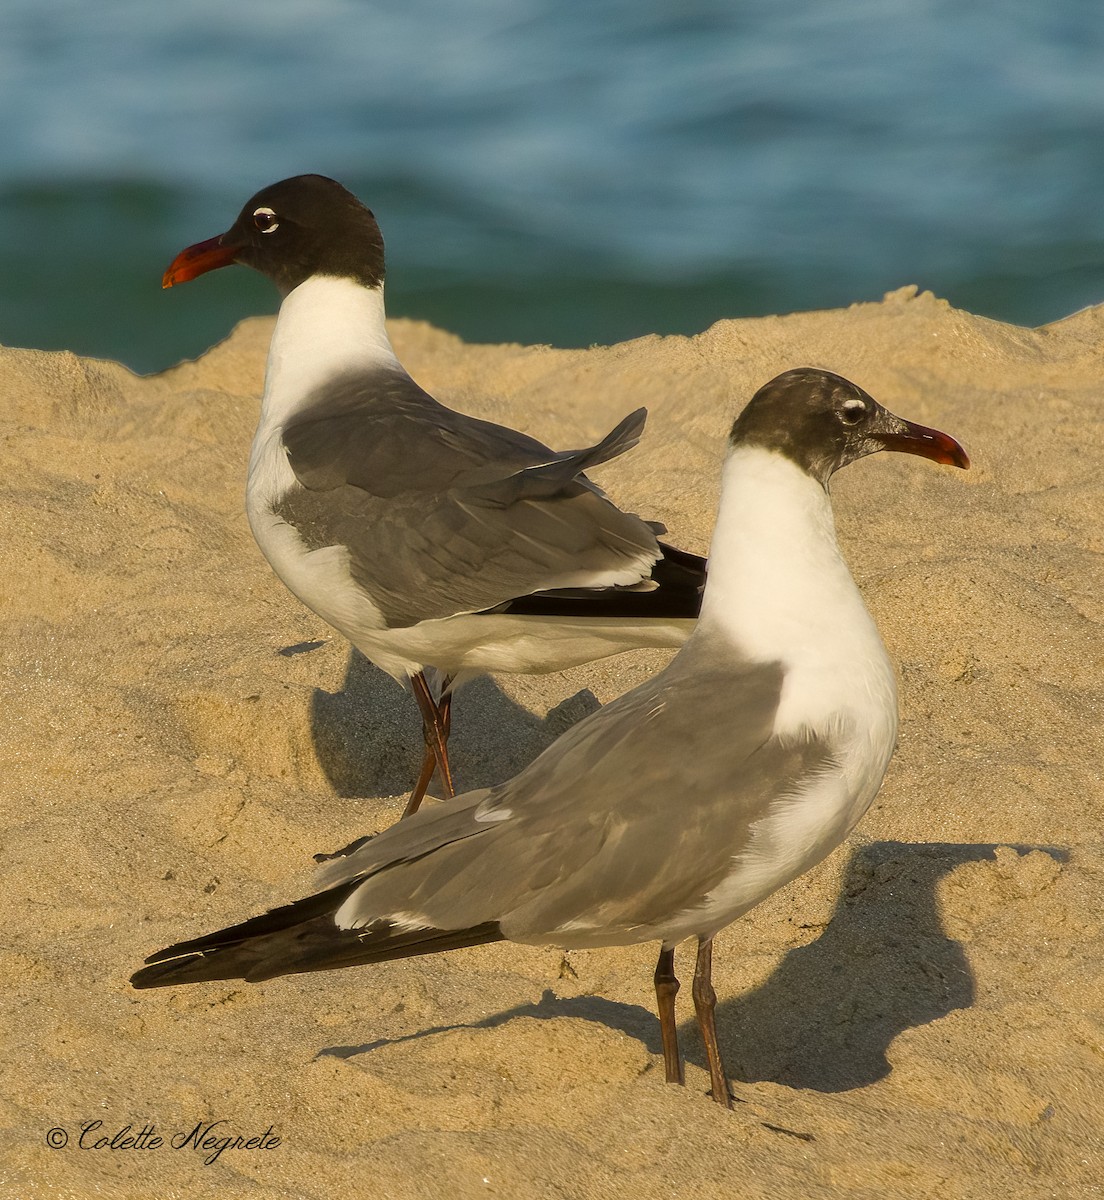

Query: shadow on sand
left=319, top=840, right=1065, bottom=1094
left=306, top=648, right=600, bottom=798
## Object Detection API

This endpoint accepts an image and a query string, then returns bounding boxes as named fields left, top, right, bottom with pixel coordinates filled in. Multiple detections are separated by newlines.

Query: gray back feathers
left=274, top=371, right=662, bottom=626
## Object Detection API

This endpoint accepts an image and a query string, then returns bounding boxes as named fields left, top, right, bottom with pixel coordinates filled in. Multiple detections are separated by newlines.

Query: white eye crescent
left=253, top=207, right=279, bottom=233
left=840, top=400, right=867, bottom=425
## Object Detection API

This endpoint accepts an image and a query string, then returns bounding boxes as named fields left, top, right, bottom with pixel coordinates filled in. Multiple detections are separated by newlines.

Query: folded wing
left=275, top=371, right=666, bottom=627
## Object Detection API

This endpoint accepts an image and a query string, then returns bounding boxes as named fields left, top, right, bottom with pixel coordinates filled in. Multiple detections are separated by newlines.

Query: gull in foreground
left=132, top=368, right=969, bottom=1105
left=162, top=174, right=704, bottom=816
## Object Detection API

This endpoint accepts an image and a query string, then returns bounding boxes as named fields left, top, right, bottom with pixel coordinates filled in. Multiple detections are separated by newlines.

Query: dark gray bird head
left=162, top=174, right=386, bottom=296
left=730, top=368, right=970, bottom=485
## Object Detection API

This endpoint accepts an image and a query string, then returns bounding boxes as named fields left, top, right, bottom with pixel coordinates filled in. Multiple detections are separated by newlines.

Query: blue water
left=1, top=1, right=1103, bottom=373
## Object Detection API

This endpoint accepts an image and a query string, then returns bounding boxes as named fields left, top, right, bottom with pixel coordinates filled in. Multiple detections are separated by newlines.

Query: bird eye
left=839, top=400, right=867, bottom=426
left=253, top=207, right=279, bottom=233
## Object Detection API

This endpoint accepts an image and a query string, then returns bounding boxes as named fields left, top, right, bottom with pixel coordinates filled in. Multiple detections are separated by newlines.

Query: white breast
left=247, top=275, right=402, bottom=509
left=244, top=277, right=401, bottom=664
left=664, top=446, right=899, bottom=941
left=699, top=446, right=898, bottom=742
left=256, top=276, right=401, bottom=430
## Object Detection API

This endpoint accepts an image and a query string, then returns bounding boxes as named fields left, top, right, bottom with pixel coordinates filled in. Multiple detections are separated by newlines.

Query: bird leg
left=404, top=672, right=455, bottom=818
left=439, top=686, right=453, bottom=747
left=653, top=946, right=684, bottom=1085
left=402, top=744, right=438, bottom=819
left=692, top=937, right=732, bottom=1107
left=429, top=676, right=454, bottom=796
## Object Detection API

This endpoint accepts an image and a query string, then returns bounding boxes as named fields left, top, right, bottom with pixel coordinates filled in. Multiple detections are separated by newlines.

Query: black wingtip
left=130, top=955, right=209, bottom=990
left=486, top=541, right=706, bottom=620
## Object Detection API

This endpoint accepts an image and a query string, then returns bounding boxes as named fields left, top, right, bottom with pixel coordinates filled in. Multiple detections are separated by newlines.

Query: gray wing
left=318, top=643, right=837, bottom=942
left=276, top=369, right=662, bottom=626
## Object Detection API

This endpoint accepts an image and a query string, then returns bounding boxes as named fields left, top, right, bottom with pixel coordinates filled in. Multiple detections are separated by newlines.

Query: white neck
left=259, top=276, right=403, bottom=429
left=698, top=446, right=882, bottom=670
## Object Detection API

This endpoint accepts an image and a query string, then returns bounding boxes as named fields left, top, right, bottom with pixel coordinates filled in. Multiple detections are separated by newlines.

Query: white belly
left=666, top=707, right=895, bottom=946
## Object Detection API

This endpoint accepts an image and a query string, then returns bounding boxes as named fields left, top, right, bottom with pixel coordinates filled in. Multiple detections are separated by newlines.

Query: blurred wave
left=1, top=1, right=1103, bottom=372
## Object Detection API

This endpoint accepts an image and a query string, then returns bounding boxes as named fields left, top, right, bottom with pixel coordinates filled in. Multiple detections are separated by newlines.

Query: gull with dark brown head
left=132, top=368, right=969, bottom=1106
left=162, top=174, right=705, bottom=817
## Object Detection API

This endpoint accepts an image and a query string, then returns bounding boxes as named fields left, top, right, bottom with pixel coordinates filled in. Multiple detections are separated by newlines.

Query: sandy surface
left=1, top=286, right=1102, bottom=1198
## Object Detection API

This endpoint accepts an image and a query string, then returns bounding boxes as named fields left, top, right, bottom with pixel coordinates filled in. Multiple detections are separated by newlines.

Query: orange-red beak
left=875, top=419, right=970, bottom=469
left=162, top=234, right=240, bottom=288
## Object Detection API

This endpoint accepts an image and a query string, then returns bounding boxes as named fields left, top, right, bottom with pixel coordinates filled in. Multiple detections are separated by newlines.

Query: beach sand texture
left=1, top=286, right=1102, bottom=1197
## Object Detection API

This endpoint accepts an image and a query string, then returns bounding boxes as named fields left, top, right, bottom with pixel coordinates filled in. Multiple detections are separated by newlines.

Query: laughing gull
left=133, top=368, right=969, bottom=1106
left=162, top=174, right=704, bottom=816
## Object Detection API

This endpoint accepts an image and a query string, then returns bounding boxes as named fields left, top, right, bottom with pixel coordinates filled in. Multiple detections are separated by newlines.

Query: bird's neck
left=259, top=276, right=403, bottom=428
left=698, top=446, right=880, bottom=668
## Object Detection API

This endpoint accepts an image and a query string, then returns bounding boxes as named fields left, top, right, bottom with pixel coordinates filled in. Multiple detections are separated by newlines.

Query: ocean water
left=1, top=1, right=1103, bottom=373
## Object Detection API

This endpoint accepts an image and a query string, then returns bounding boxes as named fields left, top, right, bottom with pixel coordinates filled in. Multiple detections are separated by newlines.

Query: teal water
left=2, top=2, right=1103, bottom=373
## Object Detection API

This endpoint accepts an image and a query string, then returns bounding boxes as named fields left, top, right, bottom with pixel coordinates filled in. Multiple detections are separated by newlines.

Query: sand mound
left=2, top=287, right=1101, bottom=1197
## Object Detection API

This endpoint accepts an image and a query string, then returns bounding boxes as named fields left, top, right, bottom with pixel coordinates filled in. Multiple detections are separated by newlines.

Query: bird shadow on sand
left=709, top=839, right=1064, bottom=1092
left=317, top=988, right=662, bottom=1063
left=307, top=648, right=601, bottom=798
left=317, top=840, right=1066, bottom=1094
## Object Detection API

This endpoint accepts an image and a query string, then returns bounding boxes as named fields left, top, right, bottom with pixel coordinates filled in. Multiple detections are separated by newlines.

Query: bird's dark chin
left=162, top=234, right=240, bottom=288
